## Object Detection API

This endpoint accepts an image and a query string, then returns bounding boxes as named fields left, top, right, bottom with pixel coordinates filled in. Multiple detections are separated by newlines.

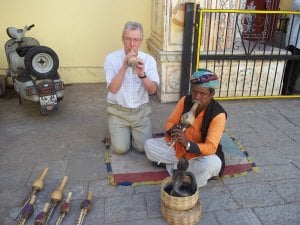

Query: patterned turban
left=190, top=68, right=220, bottom=89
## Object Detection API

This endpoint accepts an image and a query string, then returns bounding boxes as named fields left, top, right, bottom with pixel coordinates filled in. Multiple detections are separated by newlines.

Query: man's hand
left=124, top=49, right=137, bottom=68
left=136, top=58, right=145, bottom=77
left=171, top=128, right=188, bottom=147
left=167, top=124, right=182, bottom=137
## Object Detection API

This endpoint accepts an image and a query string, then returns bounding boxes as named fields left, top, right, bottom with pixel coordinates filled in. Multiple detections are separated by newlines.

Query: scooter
left=5, top=24, right=64, bottom=115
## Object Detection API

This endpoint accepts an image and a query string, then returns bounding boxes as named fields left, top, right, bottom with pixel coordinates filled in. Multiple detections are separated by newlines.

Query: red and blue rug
left=103, top=130, right=259, bottom=186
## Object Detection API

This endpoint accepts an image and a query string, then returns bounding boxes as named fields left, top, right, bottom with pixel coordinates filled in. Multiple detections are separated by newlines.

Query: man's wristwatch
left=139, top=72, right=147, bottom=79
left=185, top=141, right=190, bottom=151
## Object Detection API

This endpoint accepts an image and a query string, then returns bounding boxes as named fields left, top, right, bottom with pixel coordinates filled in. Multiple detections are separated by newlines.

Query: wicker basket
left=161, top=199, right=201, bottom=225
left=161, top=176, right=199, bottom=211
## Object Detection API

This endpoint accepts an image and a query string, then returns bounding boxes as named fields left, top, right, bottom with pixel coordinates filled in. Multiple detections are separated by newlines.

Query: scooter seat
left=16, top=45, right=35, bottom=57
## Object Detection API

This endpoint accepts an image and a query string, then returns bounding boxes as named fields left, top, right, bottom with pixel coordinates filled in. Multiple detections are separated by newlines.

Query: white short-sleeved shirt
left=104, top=49, right=160, bottom=109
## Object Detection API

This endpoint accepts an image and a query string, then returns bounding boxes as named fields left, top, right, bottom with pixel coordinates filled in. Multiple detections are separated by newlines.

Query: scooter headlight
left=25, top=86, right=37, bottom=96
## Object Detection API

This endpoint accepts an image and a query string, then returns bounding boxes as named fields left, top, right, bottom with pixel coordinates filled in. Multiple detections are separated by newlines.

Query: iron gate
left=182, top=4, right=300, bottom=99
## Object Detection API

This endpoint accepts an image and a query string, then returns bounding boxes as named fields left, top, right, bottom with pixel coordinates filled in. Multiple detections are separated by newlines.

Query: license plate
left=40, top=94, right=57, bottom=106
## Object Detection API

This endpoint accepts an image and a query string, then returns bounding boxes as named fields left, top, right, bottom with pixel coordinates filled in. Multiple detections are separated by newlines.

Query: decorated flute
left=34, top=202, right=50, bottom=225
left=54, top=191, right=72, bottom=225
left=128, top=56, right=138, bottom=74
left=14, top=167, right=48, bottom=220
left=44, top=176, right=68, bottom=225
left=158, top=101, right=199, bottom=165
left=76, top=192, right=93, bottom=225
left=17, top=195, right=36, bottom=225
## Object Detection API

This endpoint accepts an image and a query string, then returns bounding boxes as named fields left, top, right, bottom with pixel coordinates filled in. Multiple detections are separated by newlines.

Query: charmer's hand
left=171, top=128, right=188, bottom=146
left=167, top=124, right=182, bottom=137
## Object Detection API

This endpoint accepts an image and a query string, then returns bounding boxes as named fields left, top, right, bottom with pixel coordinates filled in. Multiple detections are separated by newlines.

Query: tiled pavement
left=0, top=83, right=299, bottom=225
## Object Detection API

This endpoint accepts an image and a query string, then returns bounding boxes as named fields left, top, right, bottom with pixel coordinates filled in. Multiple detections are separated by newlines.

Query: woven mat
left=103, top=130, right=258, bottom=186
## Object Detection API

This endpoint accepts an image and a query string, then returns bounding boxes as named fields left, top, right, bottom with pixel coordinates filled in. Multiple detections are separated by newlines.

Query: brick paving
left=0, top=83, right=299, bottom=225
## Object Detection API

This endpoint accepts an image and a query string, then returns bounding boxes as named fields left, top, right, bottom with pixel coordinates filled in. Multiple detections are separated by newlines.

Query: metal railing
left=191, top=7, right=300, bottom=99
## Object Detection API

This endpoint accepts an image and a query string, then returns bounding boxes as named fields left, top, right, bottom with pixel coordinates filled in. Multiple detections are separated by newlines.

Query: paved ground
left=0, top=83, right=299, bottom=225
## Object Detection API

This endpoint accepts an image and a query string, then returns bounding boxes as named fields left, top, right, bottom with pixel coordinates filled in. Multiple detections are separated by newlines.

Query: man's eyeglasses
left=122, top=37, right=142, bottom=43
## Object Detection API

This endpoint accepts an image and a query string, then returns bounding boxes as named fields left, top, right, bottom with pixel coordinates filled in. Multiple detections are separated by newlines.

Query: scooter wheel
left=24, top=46, right=59, bottom=79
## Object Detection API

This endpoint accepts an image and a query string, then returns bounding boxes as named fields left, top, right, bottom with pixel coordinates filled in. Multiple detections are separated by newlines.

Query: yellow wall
left=279, top=0, right=292, bottom=10
left=0, top=0, right=294, bottom=84
left=0, top=0, right=152, bottom=84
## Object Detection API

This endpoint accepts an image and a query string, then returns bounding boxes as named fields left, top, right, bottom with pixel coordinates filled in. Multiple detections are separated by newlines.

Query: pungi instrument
left=14, top=167, right=48, bottom=220
left=44, top=176, right=68, bottom=225
left=76, top=192, right=93, bottom=225
left=158, top=101, right=199, bottom=165
left=54, top=191, right=72, bottom=225
left=34, top=202, right=50, bottom=225
left=17, top=195, right=36, bottom=225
